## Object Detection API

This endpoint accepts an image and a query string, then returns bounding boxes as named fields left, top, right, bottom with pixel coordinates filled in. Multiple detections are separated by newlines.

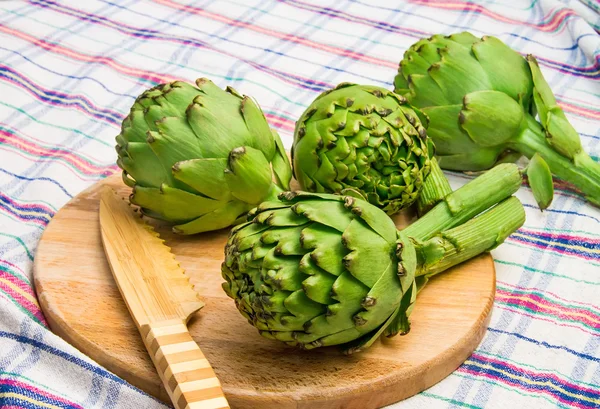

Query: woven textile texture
left=0, top=0, right=599, bottom=408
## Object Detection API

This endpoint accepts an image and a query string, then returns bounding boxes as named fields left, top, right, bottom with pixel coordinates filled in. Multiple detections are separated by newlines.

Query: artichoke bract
left=394, top=32, right=600, bottom=206
left=116, top=79, right=292, bottom=234
left=292, top=83, right=432, bottom=215
left=222, top=164, right=525, bottom=353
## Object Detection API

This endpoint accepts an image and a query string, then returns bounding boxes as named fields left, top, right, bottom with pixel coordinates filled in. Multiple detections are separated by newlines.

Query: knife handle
left=141, top=320, right=230, bottom=409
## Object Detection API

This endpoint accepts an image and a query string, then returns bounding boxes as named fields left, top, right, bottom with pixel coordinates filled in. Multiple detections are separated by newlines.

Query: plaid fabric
left=0, top=0, right=599, bottom=408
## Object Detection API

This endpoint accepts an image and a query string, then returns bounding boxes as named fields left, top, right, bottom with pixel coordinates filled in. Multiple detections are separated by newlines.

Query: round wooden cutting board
left=34, top=174, right=495, bottom=409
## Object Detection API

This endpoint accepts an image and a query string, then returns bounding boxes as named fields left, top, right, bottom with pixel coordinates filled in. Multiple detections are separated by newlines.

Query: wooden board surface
left=34, top=174, right=495, bottom=409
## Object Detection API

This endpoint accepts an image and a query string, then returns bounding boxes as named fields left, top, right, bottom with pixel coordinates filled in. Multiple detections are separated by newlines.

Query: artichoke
left=116, top=79, right=292, bottom=234
left=222, top=164, right=525, bottom=353
left=292, top=83, right=432, bottom=215
left=394, top=32, right=600, bottom=206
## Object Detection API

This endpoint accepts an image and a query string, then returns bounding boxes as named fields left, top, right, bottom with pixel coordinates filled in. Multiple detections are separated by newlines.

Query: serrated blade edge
left=99, top=187, right=204, bottom=328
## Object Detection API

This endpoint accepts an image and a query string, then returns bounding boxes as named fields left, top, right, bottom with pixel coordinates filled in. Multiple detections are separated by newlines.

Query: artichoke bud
left=526, top=153, right=554, bottom=210
left=115, top=78, right=291, bottom=234
left=222, top=192, right=413, bottom=351
left=396, top=32, right=600, bottom=209
left=292, top=84, right=432, bottom=215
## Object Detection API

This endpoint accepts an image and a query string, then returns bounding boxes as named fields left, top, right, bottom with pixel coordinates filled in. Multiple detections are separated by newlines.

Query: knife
left=99, top=187, right=229, bottom=409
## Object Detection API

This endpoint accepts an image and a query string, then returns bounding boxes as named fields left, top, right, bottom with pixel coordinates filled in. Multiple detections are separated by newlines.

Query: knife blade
left=99, top=187, right=229, bottom=409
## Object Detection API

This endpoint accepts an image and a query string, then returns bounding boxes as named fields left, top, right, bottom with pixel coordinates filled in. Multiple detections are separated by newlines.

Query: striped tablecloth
left=1, top=1, right=599, bottom=408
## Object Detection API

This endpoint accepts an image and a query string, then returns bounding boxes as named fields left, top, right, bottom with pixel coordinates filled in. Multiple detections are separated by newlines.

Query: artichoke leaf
left=342, top=304, right=401, bottom=354
left=544, top=109, right=582, bottom=160
left=131, top=184, right=222, bottom=222
left=429, top=46, right=492, bottom=104
left=351, top=261, right=402, bottom=334
left=526, top=55, right=558, bottom=122
left=120, top=110, right=148, bottom=143
left=421, top=105, right=465, bottom=150
left=527, top=55, right=582, bottom=159
left=290, top=199, right=353, bottom=232
left=302, top=267, right=337, bottom=305
left=300, top=224, right=346, bottom=276
left=399, top=49, right=431, bottom=78
left=241, top=96, right=276, bottom=159
left=150, top=115, right=204, bottom=155
left=446, top=31, right=478, bottom=47
left=254, top=207, right=309, bottom=226
left=172, top=158, right=230, bottom=201
left=414, top=41, right=443, bottom=65
left=284, top=290, right=327, bottom=321
left=314, top=153, right=344, bottom=192
left=307, top=271, right=369, bottom=336
left=173, top=200, right=251, bottom=234
left=143, top=105, right=165, bottom=132
left=118, top=141, right=171, bottom=188
left=436, top=149, right=503, bottom=171
left=261, top=225, right=306, bottom=256
left=384, top=280, right=416, bottom=337
left=186, top=101, right=249, bottom=158
left=225, top=146, right=273, bottom=204
left=292, top=122, right=322, bottom=190
left=343, top=196, right=397, bottom=243
left=341, top=219, right=393, bottom=288
left=472, top=36, right=533, bottom=102
left=407, top=74, right=449, bottom=107
left=460, top=90, right=523, bottom=147
left=271, top=129, right=292, bottom=190
left=161, top=81, right=204, bottom=108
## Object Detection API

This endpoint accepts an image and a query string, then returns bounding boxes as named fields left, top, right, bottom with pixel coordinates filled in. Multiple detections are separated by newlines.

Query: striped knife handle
left=140, top=320, right=230, bottom=409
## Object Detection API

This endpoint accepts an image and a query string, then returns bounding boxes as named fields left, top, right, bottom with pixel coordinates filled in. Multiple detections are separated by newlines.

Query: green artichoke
left=116, top=79, right=292, bottom=234
left=222, top=164, right=525, bottom=353
left=292, top=83, right=432, bottom=215
left=394, top=32, right=600, bottom=206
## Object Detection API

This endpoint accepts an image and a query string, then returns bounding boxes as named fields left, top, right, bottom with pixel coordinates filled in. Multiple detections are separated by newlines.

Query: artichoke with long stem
left=292, top=83, right=432, bottom=215
left=116, top=79, right=292, bottom=234
left=394, top=32, right=600, bottom=206
left=222, top=164, right=524, bottom=353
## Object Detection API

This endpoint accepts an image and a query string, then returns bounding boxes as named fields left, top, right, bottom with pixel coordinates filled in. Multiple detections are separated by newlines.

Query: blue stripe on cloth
left=0, top=168, right=73, bottom=198
left=0, top=331, right=165, bottom=403
left=487, top=327, right=600, bottom=364
left=0, top=381, right=81, bottom=409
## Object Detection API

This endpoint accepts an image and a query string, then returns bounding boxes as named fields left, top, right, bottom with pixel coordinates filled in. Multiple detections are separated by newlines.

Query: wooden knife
left=99, top=187, right=229, bottom=409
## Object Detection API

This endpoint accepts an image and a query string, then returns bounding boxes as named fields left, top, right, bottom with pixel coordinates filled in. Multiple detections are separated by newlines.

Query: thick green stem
left=510, top=114, right=600, bottom=206
left=416, top=157, right=453, bottom=216
left=415, top=196, right=525, bottom=278
left=402, top=163, right=522, bottom=241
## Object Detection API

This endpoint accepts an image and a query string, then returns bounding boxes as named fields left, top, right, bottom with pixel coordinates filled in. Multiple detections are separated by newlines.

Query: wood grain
left=34, top=174, right=496, bottom=409
left=99, top=189, right=228, bottom=409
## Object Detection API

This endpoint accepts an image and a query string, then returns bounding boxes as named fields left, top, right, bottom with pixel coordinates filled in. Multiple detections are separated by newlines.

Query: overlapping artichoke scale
left=173, top=158, right=231, bottom=201
left=131, top=184, right=222, bottom=222
left=173, top=200, right=252, bottom=234
left=117, top=140, right=172, bottom=189
left=471, top=36, right=532, bottom=105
